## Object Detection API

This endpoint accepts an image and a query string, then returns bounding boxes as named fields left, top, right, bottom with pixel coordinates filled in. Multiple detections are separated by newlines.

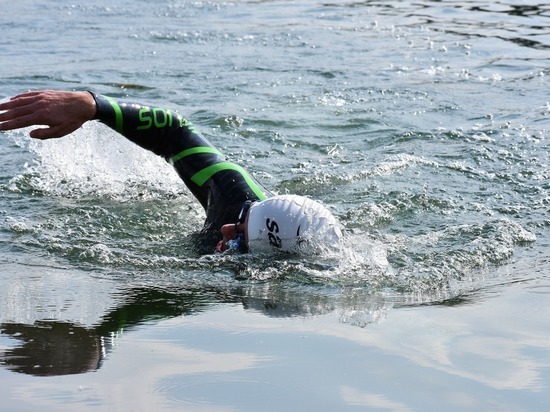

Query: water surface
left=1, top=0, right=549, bottom=410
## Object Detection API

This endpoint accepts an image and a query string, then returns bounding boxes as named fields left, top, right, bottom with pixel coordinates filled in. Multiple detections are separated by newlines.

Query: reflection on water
left=3, top=279, right=548, bottom=410
left=0, top=287, right=215, bottom=376
left=0, top=279, right=403, bottom=377
left=3, top=264, right=544, bottom=380
left=1, top=321, right=103, bottom=376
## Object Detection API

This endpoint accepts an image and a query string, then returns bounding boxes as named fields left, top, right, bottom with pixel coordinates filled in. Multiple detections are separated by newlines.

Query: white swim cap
left=246, top=195, right=342, bottom=254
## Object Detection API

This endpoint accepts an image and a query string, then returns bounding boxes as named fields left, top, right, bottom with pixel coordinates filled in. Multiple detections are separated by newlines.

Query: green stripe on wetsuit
left=103, top=96, right=124, bottom=134
left=171, top=146, right=223, bottom=163
left=171, top=148, right=267, bottom=201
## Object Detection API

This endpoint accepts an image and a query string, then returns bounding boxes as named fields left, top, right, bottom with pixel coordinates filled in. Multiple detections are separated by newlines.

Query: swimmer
left=0, top=90, right=341, bottom=254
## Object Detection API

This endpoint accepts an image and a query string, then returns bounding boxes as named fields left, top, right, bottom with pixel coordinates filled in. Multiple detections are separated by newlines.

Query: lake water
left=1, top=0, right=549, bottom=410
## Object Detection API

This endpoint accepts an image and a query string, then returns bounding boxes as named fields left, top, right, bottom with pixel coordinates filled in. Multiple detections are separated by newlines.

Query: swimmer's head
left=245, top=195, right=342, bottom=254
left=217, top=195, right=342, bottom=254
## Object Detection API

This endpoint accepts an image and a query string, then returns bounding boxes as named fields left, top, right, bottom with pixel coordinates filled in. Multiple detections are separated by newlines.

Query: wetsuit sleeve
left=89, top=93, right=270, bottom=235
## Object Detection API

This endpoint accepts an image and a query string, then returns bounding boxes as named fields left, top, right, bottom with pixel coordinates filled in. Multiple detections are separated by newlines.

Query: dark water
left=1, top=1, right=549, bottom=410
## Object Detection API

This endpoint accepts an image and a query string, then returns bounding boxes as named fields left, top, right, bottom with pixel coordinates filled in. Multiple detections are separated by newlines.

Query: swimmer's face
left=216, top=222, right=248, bottom=253
left=216, top=201, right=254, bottom=253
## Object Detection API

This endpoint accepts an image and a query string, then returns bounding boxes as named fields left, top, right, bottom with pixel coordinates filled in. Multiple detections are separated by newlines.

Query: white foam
left=8, top=122, right=184, bottom=199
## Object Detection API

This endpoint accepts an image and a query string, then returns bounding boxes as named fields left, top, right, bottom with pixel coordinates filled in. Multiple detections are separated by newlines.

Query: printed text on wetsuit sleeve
left=136, top=108, right=199, bottom=133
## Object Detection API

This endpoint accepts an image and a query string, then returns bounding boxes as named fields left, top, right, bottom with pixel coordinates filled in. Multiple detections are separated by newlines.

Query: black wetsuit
left=90, top=93, right=271, bottom=252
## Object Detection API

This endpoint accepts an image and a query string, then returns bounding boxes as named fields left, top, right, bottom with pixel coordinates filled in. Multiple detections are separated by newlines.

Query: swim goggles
left=237, top=200, right=254, bottom=224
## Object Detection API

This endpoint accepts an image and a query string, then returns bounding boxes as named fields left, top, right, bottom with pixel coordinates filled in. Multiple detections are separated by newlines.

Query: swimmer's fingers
left=29, top=123, right=83, bottom=140
left=0, top=90, right=96, bottom=139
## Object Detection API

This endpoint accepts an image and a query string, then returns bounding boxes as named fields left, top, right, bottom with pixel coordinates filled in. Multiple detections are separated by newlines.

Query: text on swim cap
left=265, top=218, right=282, bottom=248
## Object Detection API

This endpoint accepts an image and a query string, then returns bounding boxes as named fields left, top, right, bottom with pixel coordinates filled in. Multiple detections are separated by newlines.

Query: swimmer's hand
left=0, top=90, right=96, bottom=139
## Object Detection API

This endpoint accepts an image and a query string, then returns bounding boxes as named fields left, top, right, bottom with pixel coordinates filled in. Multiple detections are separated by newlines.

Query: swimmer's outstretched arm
left=0, top=90, right=265, bottom=216
left=0, top=90, right=96, bottom=139
left=0, top=90, right=214, bottom=159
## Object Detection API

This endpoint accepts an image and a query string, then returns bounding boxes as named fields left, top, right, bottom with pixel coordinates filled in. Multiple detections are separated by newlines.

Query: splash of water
left=7, top=123, right=184, bottom=199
